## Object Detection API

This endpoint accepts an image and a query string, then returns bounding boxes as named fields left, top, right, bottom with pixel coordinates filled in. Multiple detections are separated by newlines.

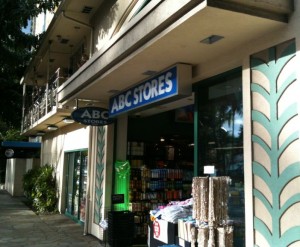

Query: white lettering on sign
left=111, top=99, right=119, bottom=114
left=165, top=72, right=173, bottom=92
left=72, top=107, right=113, bottom=126
left=80, top=109, right=109, bottom=120
left=153, top=219, right=169, bottom=243
left=153, top=221, right=160, bottom=238
left=109, top=67, right=177, bottom=116
left=125, top=91, right=131, bottom=107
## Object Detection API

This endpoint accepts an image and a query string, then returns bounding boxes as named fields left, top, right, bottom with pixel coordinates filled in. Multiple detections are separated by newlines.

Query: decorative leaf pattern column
left=94, top=126, right=106, bottom=224
left=250, top=39, right=300, bottom=247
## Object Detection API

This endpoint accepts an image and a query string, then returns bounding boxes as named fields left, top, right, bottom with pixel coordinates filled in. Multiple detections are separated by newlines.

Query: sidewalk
left=0, top=189, right=104, bottom=247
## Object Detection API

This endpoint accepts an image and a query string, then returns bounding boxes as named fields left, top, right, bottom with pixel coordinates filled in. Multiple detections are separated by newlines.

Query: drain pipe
left=62, top=11, right=93, bottom=58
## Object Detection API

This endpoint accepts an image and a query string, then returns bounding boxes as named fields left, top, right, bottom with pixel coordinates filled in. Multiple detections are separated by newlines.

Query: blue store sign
left=109, top=64, right=192, bottom=117
left=71, top=107, right=114, bottom=126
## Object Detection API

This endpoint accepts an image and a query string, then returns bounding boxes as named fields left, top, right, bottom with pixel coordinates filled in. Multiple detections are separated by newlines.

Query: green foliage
left=0, top=0, right=61, bottom=130
left=23, top=164, right=58, bottom=213
left=23, top=167, right=40, bottom=202
left=1, top=128, right=26, bottom=142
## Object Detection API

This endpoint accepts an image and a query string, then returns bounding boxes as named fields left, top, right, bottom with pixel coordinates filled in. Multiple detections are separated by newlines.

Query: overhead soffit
left=62, top=5, right=287, bottom=111
left=209, top=0, right=294, bottom=18
left=25, top=0, right=292, bottom=87
left=24, top=0, right=105, bottom=86
left=21, top=0, right=292, bottom=135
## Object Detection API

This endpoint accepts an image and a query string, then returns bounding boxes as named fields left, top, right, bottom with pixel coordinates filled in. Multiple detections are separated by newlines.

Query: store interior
left=123, top=70, right=245, bottom=246
left=126, top=106, right=194, bottom=244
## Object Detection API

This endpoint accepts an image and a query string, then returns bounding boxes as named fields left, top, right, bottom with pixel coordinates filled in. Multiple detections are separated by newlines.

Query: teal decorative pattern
left=93, top=126, right=106, bottom=224
left=250, top=40, right=300, bottom=247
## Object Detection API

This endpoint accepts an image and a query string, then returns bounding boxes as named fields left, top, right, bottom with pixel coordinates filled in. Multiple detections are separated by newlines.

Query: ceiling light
left=200, top=35, right=224, bottom=45
left=36, top=131, right=45, bottom=136
left=63, top=117, right=75, bottom=124
left=47, top=125, right=58, bottom=131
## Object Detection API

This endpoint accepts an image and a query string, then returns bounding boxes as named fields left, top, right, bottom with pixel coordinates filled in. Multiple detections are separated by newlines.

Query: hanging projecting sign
left=71, top=107, right=114, bottom=126
left=5, top=149, right=14, bottom=158
left=109, top=64, right=192, bottom=117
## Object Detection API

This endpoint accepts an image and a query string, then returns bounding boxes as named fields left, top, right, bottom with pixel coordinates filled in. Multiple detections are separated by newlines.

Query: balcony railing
left=22, top=68, right=68, bottom=132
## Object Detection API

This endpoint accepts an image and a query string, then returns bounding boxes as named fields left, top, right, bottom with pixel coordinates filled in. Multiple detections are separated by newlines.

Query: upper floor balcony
left=21, top=67, right=73, bottom=136
left=20, top=0, right=294, bottom=137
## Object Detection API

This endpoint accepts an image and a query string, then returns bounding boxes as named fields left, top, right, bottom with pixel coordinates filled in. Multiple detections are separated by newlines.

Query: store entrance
left=65, top=150, right=88, bottom=224
left=194, top=68, right=245, bottom=246
left=127, top=106, right=194, bottom=243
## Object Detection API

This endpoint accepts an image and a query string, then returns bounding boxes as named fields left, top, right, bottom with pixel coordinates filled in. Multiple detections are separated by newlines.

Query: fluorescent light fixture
left=47, top=125, right=58, bottom=131
left=63, top=117, right=75, bottom=124
left=200, top=35, right=224, bottom=44
left=36, top=131, right=45, bottom=136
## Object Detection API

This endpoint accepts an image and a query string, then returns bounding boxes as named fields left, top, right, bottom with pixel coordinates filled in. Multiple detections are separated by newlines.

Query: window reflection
left=196, top=71, right=245, bottom=246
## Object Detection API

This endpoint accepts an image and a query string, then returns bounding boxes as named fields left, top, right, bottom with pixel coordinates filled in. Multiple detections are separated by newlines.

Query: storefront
left=110, top=65, right=245, bottom=246
left=19, top=1, right=300, bottom=246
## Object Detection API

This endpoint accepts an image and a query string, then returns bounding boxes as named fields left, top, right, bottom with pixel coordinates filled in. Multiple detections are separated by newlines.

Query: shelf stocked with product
left=130, top=168, right=193, bottom=203
left=127, top=141, right=194, bottom=243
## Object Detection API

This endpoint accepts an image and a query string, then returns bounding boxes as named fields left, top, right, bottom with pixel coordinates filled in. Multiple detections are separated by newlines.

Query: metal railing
left=22, top=68, right=68, bottom=132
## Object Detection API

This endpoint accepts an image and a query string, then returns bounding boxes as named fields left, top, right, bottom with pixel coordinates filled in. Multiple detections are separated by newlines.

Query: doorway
left=65, top=150, right=88, bottom=223
left=194, top=68, right=245, bottom=246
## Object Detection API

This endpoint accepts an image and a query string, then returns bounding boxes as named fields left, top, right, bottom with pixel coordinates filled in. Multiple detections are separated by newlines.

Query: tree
left=0, top=0, right=61, bottom=139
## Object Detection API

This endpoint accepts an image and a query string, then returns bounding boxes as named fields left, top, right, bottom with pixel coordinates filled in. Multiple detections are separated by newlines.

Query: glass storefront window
left=194, top=69, right=245, bottom=246
left=65, top=150, right=88, bottom=223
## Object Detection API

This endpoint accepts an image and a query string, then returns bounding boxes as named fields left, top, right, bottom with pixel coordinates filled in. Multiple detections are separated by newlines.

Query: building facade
left=21, top=0, right=300, bottom=246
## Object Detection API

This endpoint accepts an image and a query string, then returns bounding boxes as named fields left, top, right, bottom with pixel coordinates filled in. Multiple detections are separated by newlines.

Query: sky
left=22, top=20, right=31, bottom=34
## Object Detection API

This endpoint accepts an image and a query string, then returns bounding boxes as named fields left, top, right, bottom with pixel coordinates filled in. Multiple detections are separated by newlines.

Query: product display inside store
left=116, top=96, right=244, bottom=246
left=127, top=107, right=194, bottom=245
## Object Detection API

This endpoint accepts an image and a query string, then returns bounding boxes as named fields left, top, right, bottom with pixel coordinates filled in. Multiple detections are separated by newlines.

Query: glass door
left=65, top=150, right=88, bottom=223
left=194, top=69, right=245, bottom=246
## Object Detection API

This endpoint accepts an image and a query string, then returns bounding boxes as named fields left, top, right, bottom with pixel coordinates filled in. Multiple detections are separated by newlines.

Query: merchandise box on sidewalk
left=176, top=237, right=191, bottom=247
left=148, top=219, right=178, bottom=247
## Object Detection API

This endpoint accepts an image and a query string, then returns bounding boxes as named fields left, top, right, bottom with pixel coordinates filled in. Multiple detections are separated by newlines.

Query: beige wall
left=5, top=159, right=27, bottom=196
left=93, top=0, right=131, bottom=52
left=41, top=124, right=90, bottom=212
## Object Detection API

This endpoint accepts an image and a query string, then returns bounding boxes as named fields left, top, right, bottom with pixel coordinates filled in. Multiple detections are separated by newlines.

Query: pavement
left=0, top=189, right=105, bottom=247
